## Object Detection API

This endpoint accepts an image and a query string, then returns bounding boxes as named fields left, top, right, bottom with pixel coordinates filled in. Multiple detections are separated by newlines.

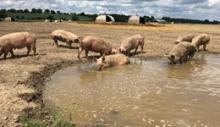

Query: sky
left=0, top=0, right=220, bottom=20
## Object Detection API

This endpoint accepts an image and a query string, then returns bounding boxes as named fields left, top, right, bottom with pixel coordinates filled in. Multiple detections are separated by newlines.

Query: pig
left=119, top=34, right=145, bottom=56
left=164, top=41, right=196, bottom=64
left=96, top=54, right=130, bottom=70
left=174, top=34, right=197, bottom=44
left=51, top=30, right=80, bottom=48
left=77, top=36, right=116, bottom=59
left=0, top=32, right=37, bottom=59
left=191, top=34, right=210, bottom=51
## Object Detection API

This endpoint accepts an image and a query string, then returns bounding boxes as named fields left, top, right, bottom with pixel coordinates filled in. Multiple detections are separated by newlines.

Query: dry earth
left=0, top=22, right=220, bottom=126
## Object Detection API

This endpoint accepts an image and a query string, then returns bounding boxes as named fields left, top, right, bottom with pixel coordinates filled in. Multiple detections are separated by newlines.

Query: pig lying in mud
left=164, top=41, right=197, bottom=64
left=119, top=34, right=145, bottom=56
left=174, top=34, right=197, bottom=44
left=0, top=32, right=37, bottom=59
left=96, top=54, right=130, bottom=70
left=51, top=29, right=80, bottom=48
left=78, top=36, right=116, bottom=59
left=191, top=34, right=210, bottom=51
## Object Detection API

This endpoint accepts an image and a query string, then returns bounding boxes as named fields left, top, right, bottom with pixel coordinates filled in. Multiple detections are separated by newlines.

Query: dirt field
left=0, top=22, right=220, bottom=126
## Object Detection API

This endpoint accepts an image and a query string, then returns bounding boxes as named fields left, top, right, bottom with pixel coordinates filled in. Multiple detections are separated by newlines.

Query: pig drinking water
left=165, top=41, right=196, bottom=64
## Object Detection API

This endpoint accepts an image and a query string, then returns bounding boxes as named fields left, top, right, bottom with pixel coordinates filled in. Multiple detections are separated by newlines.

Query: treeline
left=0, top=9, right=97, bottom=21
left=162, top=17, right=219, bottom=24
left=0, top=8, right=219, bottom=24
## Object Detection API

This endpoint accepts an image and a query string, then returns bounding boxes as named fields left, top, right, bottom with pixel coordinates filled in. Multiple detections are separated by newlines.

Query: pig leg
left=203, top=44, right=207, bottom=51
left=196, top=46, right=200, bottom=52
left=32, top=46, right=36, bottom=55
left=100, top=52, right=103, bottom=57
left=141, top=44, right=144, bottom=53
left=53, top=38, right=59, bottom=47
left=10, top=49, right=15, bottom=58
left=3, top=52, right=8, bottom=59
left=26, top=45, right=31, bottom=56
left=77, top=47, right=83, bottom=59
left=68, top=42, right=72, bottom=48
left=31, top=40, right=37, bottom=55
left=0, top=49, right=3, bottom=58
left=134, top=47, right=138, bottom=53
left=85, top=50, right=89, bottom=58
left=127, top=50, right=131, bottom=56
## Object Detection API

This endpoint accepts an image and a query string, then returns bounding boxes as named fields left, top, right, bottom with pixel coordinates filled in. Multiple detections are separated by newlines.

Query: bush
left=0, top=10, right=7, bottom=18
left=71, top=16, right=78, bottom=21
left=47, top=15, right=54, bottom=21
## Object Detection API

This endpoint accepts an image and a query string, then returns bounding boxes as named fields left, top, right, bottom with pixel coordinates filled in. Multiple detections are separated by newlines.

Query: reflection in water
left=43, top=54, right=220, bottom=127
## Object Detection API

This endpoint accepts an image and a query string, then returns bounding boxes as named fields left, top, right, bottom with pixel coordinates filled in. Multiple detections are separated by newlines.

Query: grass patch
left=20, top=111, right=75, bottom=127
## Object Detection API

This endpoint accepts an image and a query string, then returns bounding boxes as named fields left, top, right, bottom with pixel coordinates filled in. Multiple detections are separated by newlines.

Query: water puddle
left=43, top=53, right=220, bottom=127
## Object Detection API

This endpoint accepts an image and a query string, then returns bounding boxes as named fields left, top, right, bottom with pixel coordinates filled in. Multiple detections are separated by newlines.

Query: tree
left=8, top=9, right=16, bottom=13
left=0, top=10, right=7, bottom=18
left=57, top=11, right=61, bottom=14
left=44, top=9, right=50, bottom=14
left=36, top=9, right=42, bottom=13
left=50, top=10, right=56, bottom=14
left=212, top=20, right=219, bottom=24
left=21, top=16, right=25, bottom=19
left=79, top=12, right=85, bottom=16
left=31, top=8, right=37, bottom=13
left=64, top=13, right=69, bottom=15
left=0, top=9, right=6, bottom=12
left=204, top=19, right=210, bottom=24
left=150, top=16, right=155, bottom=22
left=16, top=15, right=20, bottom=19
left=71, top=15, right=78, bottom=21
left=17, top=9, right=24, bottom=13
left=24, top=9, right=29, bottom=13
left=47, top=15, right=54, bottom=21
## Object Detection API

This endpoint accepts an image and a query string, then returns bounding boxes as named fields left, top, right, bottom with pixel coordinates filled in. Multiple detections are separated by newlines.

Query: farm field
left=0, top=22, right=220, bottom=126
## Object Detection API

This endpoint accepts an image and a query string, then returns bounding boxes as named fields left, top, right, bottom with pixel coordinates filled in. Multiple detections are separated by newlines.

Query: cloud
left=0, top=0, right=219, bottom=20
left=208, top=0, right=220, bottom=6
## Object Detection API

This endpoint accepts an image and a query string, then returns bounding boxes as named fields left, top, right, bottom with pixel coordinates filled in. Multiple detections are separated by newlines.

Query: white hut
left=128, top=16, right=145, bottom=24
left=4, top=17, right=15, bottom=22
left=44, top=19, right=50, bottom=23
left=54, top=19, right=63, bottom=23
left=95, top=15, right=115, bottom=24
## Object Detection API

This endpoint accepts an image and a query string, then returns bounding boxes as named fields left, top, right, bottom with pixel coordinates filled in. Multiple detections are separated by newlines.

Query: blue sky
left=0, top=0, right=220, bottom=20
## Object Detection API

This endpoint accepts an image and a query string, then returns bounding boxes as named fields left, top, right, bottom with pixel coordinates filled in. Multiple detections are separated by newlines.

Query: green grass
left=20, top=115, right=75, bottom=127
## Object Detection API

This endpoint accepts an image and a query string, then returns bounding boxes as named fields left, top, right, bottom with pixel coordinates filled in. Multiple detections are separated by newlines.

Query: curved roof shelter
left=95, top=15, right=115, bottom=24
left=128, top=16, right=145, bottom=24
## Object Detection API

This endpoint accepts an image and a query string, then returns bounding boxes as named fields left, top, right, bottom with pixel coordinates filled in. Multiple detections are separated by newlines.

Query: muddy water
left=43, top=54, right=220, bottom=127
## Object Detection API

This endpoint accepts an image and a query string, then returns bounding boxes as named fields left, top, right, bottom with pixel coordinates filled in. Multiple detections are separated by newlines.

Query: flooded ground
left=43, top=53, right=220, bottom=127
